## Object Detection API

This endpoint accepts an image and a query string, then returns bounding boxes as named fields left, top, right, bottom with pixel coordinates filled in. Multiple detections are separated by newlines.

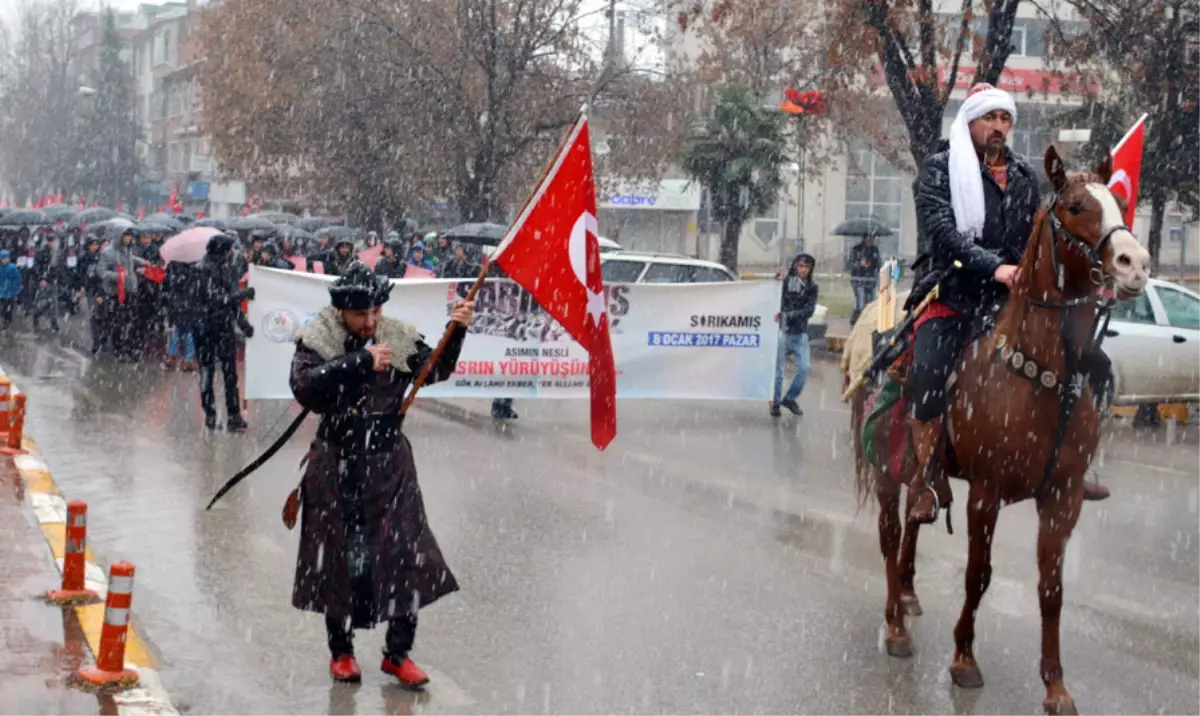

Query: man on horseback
left=907, top=83, right=1111, bottom=525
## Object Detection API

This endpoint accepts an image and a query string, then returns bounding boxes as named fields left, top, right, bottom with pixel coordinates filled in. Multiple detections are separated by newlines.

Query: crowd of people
left=0, top=219, right=522, bottom=427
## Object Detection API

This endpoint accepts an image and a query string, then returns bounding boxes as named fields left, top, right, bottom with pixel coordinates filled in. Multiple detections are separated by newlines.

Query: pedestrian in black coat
left=193, top=233, right=255, bottom=430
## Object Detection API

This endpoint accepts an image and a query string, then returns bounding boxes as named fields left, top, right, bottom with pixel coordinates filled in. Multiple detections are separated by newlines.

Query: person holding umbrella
left=847, top=234, right=881, bottom=325
left=288, top=262, right=474, bottom=687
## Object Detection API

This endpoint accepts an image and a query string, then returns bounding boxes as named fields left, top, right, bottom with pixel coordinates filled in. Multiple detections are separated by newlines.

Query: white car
left=600, top=251, right=829, bottom=339
left=1102, top=278, right=1199, bottom=405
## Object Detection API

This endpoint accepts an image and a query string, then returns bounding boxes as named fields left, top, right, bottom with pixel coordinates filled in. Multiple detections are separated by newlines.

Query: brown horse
left=849, top=145, right=1150, bottom=715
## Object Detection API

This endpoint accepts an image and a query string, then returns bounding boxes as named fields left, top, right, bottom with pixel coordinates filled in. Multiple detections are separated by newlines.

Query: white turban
left=948, top=85, right=1018, bottom=239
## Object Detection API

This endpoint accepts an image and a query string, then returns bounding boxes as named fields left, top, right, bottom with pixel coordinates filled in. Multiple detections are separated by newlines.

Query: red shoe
left=381, top=657, right=430, bottom=689
left=330, top=654, right=362, bottom=683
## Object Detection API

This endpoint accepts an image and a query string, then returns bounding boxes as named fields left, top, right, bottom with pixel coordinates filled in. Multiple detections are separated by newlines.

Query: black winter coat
left=374, top=256, right=408, bottom=279
left=194, top=255, right=250, bottom=340
left=848, top=242, right=880, bottom=278
left=164, top=263, right=200, bottom=330
left=915, top=140, right=1041, bottom=316
left=779, top=261, right=819, bottom=335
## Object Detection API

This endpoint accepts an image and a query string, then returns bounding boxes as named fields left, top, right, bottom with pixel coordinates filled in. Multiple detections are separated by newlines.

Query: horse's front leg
left=950, top=480, right=999, bottom=689
left=877, top=480, right=910, bottom=657
left=898, top=485, right=924, bottom=616
left=1037, top=487, right=1083, bottom=715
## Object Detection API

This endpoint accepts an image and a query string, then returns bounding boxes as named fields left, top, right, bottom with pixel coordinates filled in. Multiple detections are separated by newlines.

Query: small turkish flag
left=1108, top=113, right=1146, bottom=228
left=117, top=265, right=127, bottom=306
left=492, top=111, right=617, bottom=450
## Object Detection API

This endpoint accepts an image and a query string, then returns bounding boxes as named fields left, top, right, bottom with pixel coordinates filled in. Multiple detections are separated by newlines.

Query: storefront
left=597, top=179, right=701, bottom=255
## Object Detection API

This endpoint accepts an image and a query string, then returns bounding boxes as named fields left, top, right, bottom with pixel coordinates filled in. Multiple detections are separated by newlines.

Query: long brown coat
left=289, top=306, right=464, bottom=627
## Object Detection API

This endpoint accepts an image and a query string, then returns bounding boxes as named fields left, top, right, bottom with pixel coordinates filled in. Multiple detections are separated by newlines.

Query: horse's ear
left=1044, top=145, right=1068, bottom=192
left=1095, top=151, right=1113, bottom=184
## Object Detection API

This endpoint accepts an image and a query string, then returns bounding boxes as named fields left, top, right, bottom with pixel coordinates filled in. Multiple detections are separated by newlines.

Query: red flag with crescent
left=491, top=112, right=617, bottom=450
left=1108, top=114, right=1146, bottom=228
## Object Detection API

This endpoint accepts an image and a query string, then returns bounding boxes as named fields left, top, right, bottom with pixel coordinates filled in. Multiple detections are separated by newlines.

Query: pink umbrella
left=161, top=226, right=224, bottom=264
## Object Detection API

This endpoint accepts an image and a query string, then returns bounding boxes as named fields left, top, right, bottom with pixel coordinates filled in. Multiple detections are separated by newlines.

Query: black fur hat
left=329, top=261, right=392, bottom=309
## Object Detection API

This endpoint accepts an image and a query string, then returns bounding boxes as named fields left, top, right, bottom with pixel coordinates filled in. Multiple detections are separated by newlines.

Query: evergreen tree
left=76, top=10, right=140, bottom=207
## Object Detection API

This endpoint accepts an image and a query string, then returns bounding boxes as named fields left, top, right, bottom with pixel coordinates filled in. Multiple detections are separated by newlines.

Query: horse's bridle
left=1027, top=193, right=1124, bottom=310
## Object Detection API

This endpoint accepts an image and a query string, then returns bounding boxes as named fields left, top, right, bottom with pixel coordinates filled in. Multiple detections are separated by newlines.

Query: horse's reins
left=1015, top=192, right=1124, bottom=499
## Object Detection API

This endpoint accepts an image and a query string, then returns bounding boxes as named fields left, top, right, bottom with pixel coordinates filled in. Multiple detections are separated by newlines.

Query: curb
left=11, top=427, right=178, bottom=714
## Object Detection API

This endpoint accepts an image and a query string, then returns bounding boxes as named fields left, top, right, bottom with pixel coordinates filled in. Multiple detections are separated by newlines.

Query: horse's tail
left=848, top=384, right=875, bottom=510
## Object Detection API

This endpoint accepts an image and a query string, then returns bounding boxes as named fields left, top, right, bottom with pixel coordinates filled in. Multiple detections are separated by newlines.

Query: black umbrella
left=68, top=207, right=120, bottom=229
left=831, top=216, right=894, bottom=238
left=89, top=217, right=137, bottom=236
left=313, top=225, right=357, bottom=243
left=248, top=211, right=302, bottom=225
left=193, top=218, right=229, bottom=231
left=144, top=213, right=187, bottom=231
left=138, top=221, right=177, bottom=236
left=39, top=204, right=76, bottom=222
left=298, top=217, right=330, bottom=232
left=441, top=222, right=508, bottom=245
left=229, top=216, right=277, bottom=235
left=276, top=224, right=313, bottom=241
left=0, top=209, right=51, bottom=227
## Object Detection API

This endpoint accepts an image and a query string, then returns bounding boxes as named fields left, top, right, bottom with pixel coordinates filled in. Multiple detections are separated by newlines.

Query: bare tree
left=0, top=0, right=85, bottom=204
left=198, top=0, right=683, bottom=227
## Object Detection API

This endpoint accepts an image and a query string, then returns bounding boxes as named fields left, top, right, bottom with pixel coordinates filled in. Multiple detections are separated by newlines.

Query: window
left=844, top=145, right=902, bottom=256
left=693, top=267, right=734, bottom=283
left=642, top=263, right=695, bottom=284
left=1009, top=25, right=1027, bottom=56
left=1156, top=286, right=1200, bottom=330
left=602, top=259, right=646, bottom=283
left=1110, top=292, right=1156, bottom=324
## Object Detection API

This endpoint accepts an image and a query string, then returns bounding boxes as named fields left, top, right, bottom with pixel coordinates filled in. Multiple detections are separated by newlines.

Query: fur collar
left=295, top=306, right=422, bottom=373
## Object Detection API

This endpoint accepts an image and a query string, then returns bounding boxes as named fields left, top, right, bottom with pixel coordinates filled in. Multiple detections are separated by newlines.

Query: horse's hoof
left=885, top=634, right=912, bottom=658
left=1043, top=694, right=1078, bottom=715
left=949, top=662, right=985, bottom=689
left=901, top=595, right=923, bottom=616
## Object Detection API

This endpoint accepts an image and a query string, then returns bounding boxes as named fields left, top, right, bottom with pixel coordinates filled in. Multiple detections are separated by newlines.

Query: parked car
left=1102, top=278, right=1199, bottom=405
left=600, top=251, right=829, bottom=339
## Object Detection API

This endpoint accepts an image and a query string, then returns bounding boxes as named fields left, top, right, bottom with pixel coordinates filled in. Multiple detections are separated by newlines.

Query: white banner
left=245, top=266, right=781, bottom=401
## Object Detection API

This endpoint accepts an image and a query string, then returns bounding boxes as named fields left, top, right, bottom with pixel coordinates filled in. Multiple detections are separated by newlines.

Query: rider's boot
left=908, top=416, right=951, bottom=524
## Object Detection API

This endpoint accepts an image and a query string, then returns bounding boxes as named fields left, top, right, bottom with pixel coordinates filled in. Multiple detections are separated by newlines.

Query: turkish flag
left=491, top=112, right=617, bottom=450
left=1108, top=113, right=1146, bottom=228
left=117, top=265, right=127, bottom=306
left=405, top=265, right=435, bottom=279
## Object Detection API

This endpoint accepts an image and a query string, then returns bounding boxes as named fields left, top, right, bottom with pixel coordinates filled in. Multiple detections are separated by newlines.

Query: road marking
left=30, top=491, right=67, bottom=523
left=14, top=453, right=49, bottom=472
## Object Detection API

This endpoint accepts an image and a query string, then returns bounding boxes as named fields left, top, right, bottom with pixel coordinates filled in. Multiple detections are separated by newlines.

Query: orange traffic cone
left=45, top=501, right=98, bottom=604
left=0, top=392, right=26, bottom=455
left=76, top=562, right=139, bottom=689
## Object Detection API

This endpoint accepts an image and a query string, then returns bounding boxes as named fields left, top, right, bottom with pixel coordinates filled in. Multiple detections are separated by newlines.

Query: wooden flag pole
left=400, top=257, right=491, bottom=416
left=401, top=109, right=589, bottom=416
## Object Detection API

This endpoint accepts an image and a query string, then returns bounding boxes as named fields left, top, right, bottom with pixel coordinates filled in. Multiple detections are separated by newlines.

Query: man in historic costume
left=909, top=83, right=1111, bottom=525
left=289, top=261, right=474, bottom=687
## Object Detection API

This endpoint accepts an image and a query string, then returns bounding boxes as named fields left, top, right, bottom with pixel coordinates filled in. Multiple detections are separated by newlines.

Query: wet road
left=2, top=324, right=1197, bottom=715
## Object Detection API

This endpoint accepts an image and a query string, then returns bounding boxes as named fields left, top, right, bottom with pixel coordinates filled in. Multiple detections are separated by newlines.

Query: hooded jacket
left=0, top=253, right=21, bottom=299
left=779, top=253, right=819, bottom=335
left=96, top=238, right=143, bottom=298
left=916, top=139, right=1040, bottom=316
